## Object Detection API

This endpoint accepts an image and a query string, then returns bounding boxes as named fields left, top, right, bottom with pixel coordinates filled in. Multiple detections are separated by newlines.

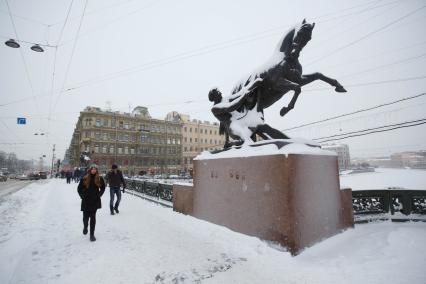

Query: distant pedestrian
left=105, top=164, right=126, bottom=215
left=66, top=171, right=72, bottom=184
left=77, top=165, right=105, bottom=242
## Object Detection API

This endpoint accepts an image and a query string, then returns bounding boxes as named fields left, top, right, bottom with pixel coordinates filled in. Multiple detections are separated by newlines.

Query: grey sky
left=0, top=0, right=425, bottom=164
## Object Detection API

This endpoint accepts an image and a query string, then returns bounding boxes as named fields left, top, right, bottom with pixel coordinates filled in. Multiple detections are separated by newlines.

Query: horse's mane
left=231, top=24, right=300, bottom=95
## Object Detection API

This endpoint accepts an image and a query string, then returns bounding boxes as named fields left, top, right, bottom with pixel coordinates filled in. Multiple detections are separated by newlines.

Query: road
left=0, top=179, right=33, bottom=199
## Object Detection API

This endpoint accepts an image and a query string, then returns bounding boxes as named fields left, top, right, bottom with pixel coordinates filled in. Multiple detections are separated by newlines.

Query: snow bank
left=340, top=168, right=426, bottom=190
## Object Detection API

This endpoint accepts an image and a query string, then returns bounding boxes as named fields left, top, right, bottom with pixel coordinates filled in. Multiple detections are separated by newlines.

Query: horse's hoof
left=335, top=85, right=347, bottom=93
left=280, top=107, right=288, bottom=116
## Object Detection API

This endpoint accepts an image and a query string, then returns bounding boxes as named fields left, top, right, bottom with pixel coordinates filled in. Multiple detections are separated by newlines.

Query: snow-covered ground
left=0, top=180, right=425, bottom=284
left=340, top=167, right=426, bottom=190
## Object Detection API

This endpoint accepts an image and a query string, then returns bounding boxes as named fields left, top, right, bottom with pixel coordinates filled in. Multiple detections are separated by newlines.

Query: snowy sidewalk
left=0, top=179, right=425, bottom=284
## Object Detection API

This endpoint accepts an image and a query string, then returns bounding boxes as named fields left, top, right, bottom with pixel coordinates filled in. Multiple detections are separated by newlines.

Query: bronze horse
left=210, top=19, right=346, bottom=148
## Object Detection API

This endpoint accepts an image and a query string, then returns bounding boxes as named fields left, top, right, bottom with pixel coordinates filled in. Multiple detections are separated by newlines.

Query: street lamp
left=4, top=38, right=45, bottom=52
left=5, top=39, right=19, bottom=48
left=30, top=44, right=44, bottom=52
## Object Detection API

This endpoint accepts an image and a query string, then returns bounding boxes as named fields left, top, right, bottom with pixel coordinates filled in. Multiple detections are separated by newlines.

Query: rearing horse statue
left=210, top=19, right=347, bottom=148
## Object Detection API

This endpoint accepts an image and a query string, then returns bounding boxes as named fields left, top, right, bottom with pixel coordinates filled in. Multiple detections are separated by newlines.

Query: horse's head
left=291, top=19, right=315, bottom=57
left=280, top=19, right=315, bottom=59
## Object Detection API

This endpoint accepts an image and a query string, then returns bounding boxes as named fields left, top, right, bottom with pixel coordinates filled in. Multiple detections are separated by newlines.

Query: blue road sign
left=17, top=117, right=26, bottom=125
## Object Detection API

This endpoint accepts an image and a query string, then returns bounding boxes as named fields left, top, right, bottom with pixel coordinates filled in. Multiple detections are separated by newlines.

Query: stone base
left=173, top=184, right=194, bottom=215
left=174, top=153, right=353, bottom=255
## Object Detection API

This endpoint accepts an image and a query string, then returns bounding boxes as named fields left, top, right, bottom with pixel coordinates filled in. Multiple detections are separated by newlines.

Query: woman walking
left=77, top=165, right=105, bottom=242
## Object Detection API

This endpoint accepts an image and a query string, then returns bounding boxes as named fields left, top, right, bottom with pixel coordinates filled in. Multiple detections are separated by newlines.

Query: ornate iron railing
left=125, top=178, right=426, bottom=222
left=124, top=179, right=173, bottom=207
left=352, top=189, right=426, bottom=223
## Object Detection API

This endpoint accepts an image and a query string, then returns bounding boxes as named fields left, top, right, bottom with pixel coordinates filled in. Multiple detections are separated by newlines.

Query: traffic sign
left=17, top=117, right=26, bottom=125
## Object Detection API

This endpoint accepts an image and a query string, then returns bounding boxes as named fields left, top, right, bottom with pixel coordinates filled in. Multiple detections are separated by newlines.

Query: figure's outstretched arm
left=213, top=78, right=263, bottom=112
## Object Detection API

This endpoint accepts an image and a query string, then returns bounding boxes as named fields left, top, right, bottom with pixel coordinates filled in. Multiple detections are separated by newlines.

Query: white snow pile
left=196, top=138, right=336, bottom=160
left=0, top=179, right=425, bottom=284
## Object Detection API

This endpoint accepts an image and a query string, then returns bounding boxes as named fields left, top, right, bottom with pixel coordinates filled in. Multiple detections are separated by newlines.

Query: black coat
left=105, top=170, right=126, bottom=188
left=77, top=175, right=106, bottom=211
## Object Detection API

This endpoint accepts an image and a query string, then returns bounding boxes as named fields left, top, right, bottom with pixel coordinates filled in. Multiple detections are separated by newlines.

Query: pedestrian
left=77, top=164, right=105, bottom=242
left=105, top=164, right=126, bottom=215
left=66, top=171, right=72, bottom=184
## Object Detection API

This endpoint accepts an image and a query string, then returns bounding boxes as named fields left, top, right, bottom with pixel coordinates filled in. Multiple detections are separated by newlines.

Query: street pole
left=50, top=144, right=55, bottom=178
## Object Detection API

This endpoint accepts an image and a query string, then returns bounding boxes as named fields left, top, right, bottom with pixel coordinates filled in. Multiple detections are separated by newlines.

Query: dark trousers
left=83, top=210, right=97, bottom=235
left=110, top=187, right=121, bottom=212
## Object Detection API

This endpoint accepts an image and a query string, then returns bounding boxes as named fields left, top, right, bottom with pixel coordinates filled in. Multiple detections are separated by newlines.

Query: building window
left=96, top=118, right=101, bottom=127
left=205, top=129, right=207, bottom=134
left=124, top=147, right=129, bottom=154
left=119, top=121, right=124, bottom=129
left=184, top=137, right=187, bottom=142
left=85, top=118, right=92, bottom=126
left=94, top=145, right=99, bottom=153
left=118, top=147, right=123, bottom=154
left=110, top=146, right=114, bottom=153
left=103, top=119, right=108, bottom=127
left=131, top=148, right=135, bottom=154
left=195, top=128, right=198, bottom=133
left=124, top=122, right=129, bottom=129
left=189, top=128, right=192, bottom=132
left=111, top=119, right=116, bottom=128
left=184, top=147, right=187, bottom=151
left=189, top=138, right=192, bottom=143
left=184, top=127, right=187, bottom=132
left=102, top=146, right=107, bottom=153
left=195, top=138, right=197, bottom=142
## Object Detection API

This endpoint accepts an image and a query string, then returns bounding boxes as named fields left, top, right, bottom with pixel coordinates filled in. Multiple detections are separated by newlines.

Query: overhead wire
left=283, top=92, right=426, bottom=131
left=315, top=119, right=426, bottom=143
left=0, top=8, right=50, bottom=27
left=0, top=0, right=417, bottom=105
left=51, top=0, right=88, bottom=117
left=47, top=0, right=75, bottom=141
left=49, top=0, right=140, bottom=27
left=4, top=0, right=43, bottom=132
left=305, top=4, right=426, bottom=67
left=57, top=0, right=162, bottom=46
left=315, top=118, right=426, bottom=140
left=59, top=0, right=403, bottom=92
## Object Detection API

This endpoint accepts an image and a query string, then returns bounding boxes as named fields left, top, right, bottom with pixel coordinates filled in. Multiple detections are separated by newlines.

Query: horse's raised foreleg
left=276, top=79, right=301, bottom=116
left=300, top=72, right=347, bottom=93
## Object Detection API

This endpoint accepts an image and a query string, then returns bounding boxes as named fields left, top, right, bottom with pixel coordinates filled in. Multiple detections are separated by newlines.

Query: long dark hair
left=83, top=167, right=101, bottom=189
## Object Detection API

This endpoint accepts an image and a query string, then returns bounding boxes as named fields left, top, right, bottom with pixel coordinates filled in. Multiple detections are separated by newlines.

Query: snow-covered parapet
left=195, top=138, right=336, bottom=160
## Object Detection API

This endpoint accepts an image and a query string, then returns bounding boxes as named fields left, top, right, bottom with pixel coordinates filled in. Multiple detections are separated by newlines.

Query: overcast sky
left=0, top=0, right=425, bottom=164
